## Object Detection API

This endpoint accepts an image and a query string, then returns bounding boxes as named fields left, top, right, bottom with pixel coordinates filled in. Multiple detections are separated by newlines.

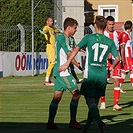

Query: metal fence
left=0, top=24, right=47, bottom=52
left=0, top=24, right=93, bottom=52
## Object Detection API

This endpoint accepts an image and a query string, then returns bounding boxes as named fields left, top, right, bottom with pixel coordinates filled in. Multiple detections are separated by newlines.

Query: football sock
left=45, top=77, right=49, bottom=82
left=120, top=73, right=126, bottom=86
left=48, top=101, right=58, bottom=122
left=71, top=69, right=78, bottom=80
left=114, top=87, right=120, bottom=106
left=88, top=103, right=102, bottom=126
left=84, top=110, right=94, bottom=129
left=70, top=100, right=78, bottom=120
left=130, top=74, right=133, bottom=86
left=100, top=96, right=105, bottom=103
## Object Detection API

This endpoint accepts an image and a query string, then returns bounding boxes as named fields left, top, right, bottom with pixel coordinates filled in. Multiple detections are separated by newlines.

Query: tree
left=1, top=0, right=54, bottom=52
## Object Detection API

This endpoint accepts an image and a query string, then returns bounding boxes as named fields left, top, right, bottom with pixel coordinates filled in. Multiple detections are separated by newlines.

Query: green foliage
left=1, top=0, right=54, bottom=52
left=1, top=0, right=54, bottom=27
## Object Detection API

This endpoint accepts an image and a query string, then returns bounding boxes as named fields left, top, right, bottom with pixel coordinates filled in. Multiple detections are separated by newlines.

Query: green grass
left=0, top=74, right=133, bottom=133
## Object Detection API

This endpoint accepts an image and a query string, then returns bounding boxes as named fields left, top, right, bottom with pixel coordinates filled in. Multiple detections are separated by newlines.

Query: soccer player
left=58, top=15, right=120, bottom=133
left=100, top=16, right=123, bottom=110
left=46, top=17, right=83, bottom=130
left=42, top=17, right=60, bottom=86
left=120, top=20, right=133, bottom=88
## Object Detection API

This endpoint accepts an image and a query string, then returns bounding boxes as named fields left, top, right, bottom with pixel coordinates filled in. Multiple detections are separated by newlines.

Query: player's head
left=106, top=16, right=115, bottom=32
left=63, top=17, right=78, bottom=36
left=124, top=20, right=132, bottom=31
left=46, top=17, right=53, bottom=27
left=94, top=15, right=106, bottom=30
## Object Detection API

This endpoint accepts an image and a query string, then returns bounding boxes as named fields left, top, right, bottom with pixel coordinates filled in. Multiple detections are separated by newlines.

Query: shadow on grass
left=1, top=118, right=133, bottom=133
left=0, top=122, right=83, bottom=133
left=106, top=100, right=133, bottom=109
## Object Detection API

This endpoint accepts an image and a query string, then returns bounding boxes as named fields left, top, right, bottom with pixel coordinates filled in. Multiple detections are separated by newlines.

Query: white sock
left=45, top=77, right=49, bottom=82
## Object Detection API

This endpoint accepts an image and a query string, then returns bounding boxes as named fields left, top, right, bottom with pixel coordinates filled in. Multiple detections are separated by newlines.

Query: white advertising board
left=1, top=52, right=86, bottom=77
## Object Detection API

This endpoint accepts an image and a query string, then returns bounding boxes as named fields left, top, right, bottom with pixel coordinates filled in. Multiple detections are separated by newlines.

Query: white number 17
left=92, top=43, right=108, bottom=62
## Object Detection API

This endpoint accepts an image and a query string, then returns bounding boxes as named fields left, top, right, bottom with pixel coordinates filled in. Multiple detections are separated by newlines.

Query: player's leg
left=100, top=59, right=112, bottom=109
left=44, top=45, right=55, bottom=85
left=81, top=78, right=106, bottom=132
left=82, top=97, right=106, bottom=133
left=100, top=96, right=106, bottom=109
left=47, top=76, right=68, bottom=129
left=120, top=62, right=128, bottom=92
left=69, top=89, right=83, bottom=129
left=66, top=76, right=83, bottom=129
left=130, top=71, right=133, bottom=87
left=46, top=91, right=63, bottom=129
left=112, top=62, right=122, bottom=111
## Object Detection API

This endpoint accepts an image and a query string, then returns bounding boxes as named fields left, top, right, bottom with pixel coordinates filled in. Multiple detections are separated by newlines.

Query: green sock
left=84, top=111, right=94, bottom=129
left=70, top=100, right=78, bottom=120
left=89, top=103, right=102, bottom=126
left=48, top=101, right=58, bottom=122
left=71, top=69, right=78, bottom=80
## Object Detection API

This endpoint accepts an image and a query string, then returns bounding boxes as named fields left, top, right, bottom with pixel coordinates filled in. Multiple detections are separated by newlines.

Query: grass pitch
left=0, top=73, right=133, bottom=133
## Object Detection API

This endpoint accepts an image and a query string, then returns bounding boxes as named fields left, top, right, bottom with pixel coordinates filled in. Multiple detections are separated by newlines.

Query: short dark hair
left=106, top=16, right=115, bottom=21
left=124, top=20, right=132, bottom=30
left=63, top=17, right=78, bottom=30
left=95, top=15, right=106, bottom=30
left=45, top=17, right=53, bottom=22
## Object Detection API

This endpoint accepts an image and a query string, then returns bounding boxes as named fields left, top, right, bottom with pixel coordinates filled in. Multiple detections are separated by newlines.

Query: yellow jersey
left=43, top=26, right=57, bottom=46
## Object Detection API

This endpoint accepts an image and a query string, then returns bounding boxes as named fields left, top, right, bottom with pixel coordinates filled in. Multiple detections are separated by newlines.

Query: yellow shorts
left=46, top=44, right=55, bottom=63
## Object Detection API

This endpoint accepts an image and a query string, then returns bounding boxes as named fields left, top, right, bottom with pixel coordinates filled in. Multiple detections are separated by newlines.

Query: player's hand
left=78, top=62, right=84, bottom=71
left=58, top=63, right=69, bottom=72
left=78, top=66, right=84, bottom=71
left=39, top=30, right=46, bottom=35
left=109, top=66, right=114, bottom=77
left=73, top=89, right=80, bottom=97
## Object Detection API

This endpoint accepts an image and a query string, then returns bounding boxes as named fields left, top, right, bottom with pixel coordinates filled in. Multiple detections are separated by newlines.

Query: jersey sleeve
left=77, top=35, right=88, bottom=48
left=121, top=32, right=128, bottom=44
left=43, top=26, right=48, bottom=31
left=117, top=31, right=122, bottom=44
left=57, top=34, right=70, bottom=54
left=54, top=29, right=60, bottom=33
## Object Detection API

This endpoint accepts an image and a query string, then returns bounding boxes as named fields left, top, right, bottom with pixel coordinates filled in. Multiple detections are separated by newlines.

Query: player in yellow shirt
left=40, top=17, right=60, bottom=86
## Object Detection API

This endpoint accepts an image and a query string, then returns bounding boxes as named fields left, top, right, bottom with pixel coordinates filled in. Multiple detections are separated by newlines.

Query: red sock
left=100, top=96, right=105, bottom=103
left=130, top=74, right=133, bottom=84
left=114, top=87, right=120, bottom=106
left=120, top=73, right=126, bottom=85
left=120, top=78, right=124, bottom=85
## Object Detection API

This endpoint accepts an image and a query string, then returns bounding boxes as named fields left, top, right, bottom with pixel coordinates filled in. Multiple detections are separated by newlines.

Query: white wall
left=62, top=0, right=85, bottom=43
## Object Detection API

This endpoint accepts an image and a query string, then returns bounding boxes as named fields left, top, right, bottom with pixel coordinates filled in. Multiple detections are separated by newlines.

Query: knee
left=72, top=89, right=81, bottom=100
left=53, top=95, right=62, bottom=102
left=88, top=103, right=97, bottom=110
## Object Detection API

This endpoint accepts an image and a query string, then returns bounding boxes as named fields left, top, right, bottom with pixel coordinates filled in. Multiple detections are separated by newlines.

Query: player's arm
left=120, top=32, right=128, bottom=67
left=120, top=43, right=125, bottom=68
left=58, top=35, right=87, bottom=72
left=109, top=56, right=120, bottom=70
left=39, top=29, right=48, bottom=35
left=58, top=46, right=80, bottom=72
left=54, top=29, right=62, bottom=33
left=109, top=40, right=120, bottom=71
left=109, top=56, right=120, bottom=75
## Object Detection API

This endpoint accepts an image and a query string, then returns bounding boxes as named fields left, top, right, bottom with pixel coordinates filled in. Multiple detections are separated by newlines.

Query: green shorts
left=54, top=76, right=78, bottom=92
left=80, top=78, right=106, bottom=98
